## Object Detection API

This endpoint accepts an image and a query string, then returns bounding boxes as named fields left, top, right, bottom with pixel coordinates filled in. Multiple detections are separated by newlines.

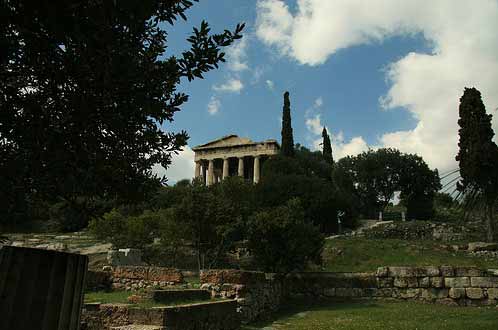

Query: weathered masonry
left=192, top=135, right=279, bottom=185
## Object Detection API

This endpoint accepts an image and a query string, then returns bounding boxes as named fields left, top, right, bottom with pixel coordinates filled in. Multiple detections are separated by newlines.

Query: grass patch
left=84, top=290, right=219, bottom=308
left=244, top=300, right=498, bottom=330
left=322, top=238, right=498, bottom=272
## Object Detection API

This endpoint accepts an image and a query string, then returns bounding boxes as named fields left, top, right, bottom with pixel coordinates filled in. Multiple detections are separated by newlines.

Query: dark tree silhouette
left=280, top=91, right=295, bottom=157
left=455, top=87, right=498, bottom=241
left=0, top=1, right=244, bottom=222
left=322, top=127, right=333, bottom=164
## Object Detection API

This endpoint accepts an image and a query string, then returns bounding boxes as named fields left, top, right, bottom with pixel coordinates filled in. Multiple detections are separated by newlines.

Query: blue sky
left=156, top=0, right=498, bottom=182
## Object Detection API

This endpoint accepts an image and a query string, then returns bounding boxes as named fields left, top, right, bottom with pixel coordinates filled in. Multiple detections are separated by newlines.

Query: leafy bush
left=247, top=198, right=324, bottom=273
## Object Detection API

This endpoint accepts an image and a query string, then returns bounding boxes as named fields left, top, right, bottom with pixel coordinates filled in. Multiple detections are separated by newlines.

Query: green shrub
left=247, top=198, right=324, bottom=273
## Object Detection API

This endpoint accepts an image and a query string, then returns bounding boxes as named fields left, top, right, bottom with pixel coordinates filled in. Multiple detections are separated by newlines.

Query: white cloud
left=152, top=146, right=195, bottom=184
left=226, top=37, right=249, bottom=72
left=266, top=79, right=275, bottom=90
left=256, top=0, right=498, bottom=172
left=331, top=133, right=370, bottom=160
left=207, top=96, right=221, bottom=115
left=306, top=113, right=369, bottom=159
left=306, top=114, right=323, bottom=135
left=314, top=97, right=323, bottom=108
left=213, top=78, right=244, bottom=93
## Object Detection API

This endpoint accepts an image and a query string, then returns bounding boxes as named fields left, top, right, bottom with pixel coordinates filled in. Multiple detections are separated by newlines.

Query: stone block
left=394, top=277, right=418, bottom=288
left=470, top=277, right=498, bottom=288
left=449, top=288, right=466, bottom=299
left=200, top=269, right=265, bottom=285
left=440, top=266, right=454, bottom=277
left=376, top=267, right=389, bottom=277
left=362, top=288, right=378, bottom=297
left=424, top=266, right=441, bottom=277
left=335, top=288, right=353, bottom=297
left=454, top=267, right=485, bottom=277
left=113, top=266, right=148, bottom=280
left=466, top=288, right=485, bottom=299
left=421, top=288, right=449, bottom=300
left=444, top=277, right=470, bottom=288
left=148, top=267, right=183, bottom=283
left=377, top=277, right=393, bottom=288
left=486, top=288, right=498, bottom=299
left=399, top=288, right=421, bottom=299
left=323, top=288, right=336, bottom=297
left=468, top=242, right=498, bottom=252
left=419, top=277, right=430, bottom=288
left=430, top=277, right=444, bottom=288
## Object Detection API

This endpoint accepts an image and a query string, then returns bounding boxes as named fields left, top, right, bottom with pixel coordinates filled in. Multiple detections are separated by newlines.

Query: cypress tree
left=281, top=91, right=295, bottom=157
left=322, top=127, right=333, bottom=164
left=456, top=87, right=498, bottom=241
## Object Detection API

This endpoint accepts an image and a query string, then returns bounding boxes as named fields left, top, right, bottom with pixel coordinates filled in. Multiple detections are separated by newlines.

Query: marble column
left=223, top=158, right=229, bottom=179
left=253, top=156, right=260, bottom=184
left=207, top=160, right=214, bottom=186
left=238, top=157, right=244, bottom=177
left=194, top=161, right=201, bottom=178
left=201, top=163, right=207, bottom=184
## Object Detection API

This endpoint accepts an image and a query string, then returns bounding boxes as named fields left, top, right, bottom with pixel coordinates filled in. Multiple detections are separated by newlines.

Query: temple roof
left=192, top=135, right=278, bottom=151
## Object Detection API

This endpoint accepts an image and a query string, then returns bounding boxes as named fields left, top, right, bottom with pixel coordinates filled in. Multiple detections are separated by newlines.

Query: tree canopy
left=0, top=0, right=243, bottom=223
left=280, top=91, right=295, bottom=157
left=322, top=127, right=333, bottom=164
left=334, top=148, right=440, bottom=219
left=455, top=87, right=498, bottom=241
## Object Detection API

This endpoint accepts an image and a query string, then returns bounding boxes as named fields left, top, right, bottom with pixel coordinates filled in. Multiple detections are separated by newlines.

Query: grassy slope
left=322, top=238, right=498, bottom=272
left=244, top=301, right=498, bottom=330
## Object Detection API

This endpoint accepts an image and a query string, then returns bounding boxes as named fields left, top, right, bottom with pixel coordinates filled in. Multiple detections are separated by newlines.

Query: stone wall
left=359, top=221, right=483, bottom=242
left=111, top=266, right=183, bottom=290
left=81, top=300, right=239, bottom=330
left=287, top=267, right=498, bottom=306
left=200, top=267, right=498, bottom=324
left=200, top=270, right=284, bottom=323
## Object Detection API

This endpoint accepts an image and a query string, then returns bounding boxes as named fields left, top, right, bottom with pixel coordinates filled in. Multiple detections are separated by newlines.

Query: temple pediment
left=192, top=135, right=255, bottom=150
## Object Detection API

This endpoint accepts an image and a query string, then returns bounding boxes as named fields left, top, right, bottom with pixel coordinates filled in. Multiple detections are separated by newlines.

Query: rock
left=487, top=288, right=498, bottom=299
left=468, top=242, right=498, bottom=252
left=102, top=265, right=113, bottom=272
left=376, top=267, right=389, bottom=277
left=444, top=277, right=470, bottom=288
left=127, top=294, right=143, bottom=304
left=430, top=277, right=444, bottom=288
left=466, top=288, right=485, bottom=300
left=440, top=266, right=455, bottom=277
left=419, top=277, right=430, bottom=288
left=470, top=277, right=498, bottom=288
left=454, top=267, right=485, bottom=277
left=449, top=288, right=466, bottom=299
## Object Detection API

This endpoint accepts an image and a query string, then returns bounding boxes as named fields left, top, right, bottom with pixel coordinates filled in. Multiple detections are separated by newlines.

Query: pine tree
left=456, top=87, right=498, bottom=241
left=281, top=91, right=295, bottom=157
left=322, top=127, right=333, bottom=164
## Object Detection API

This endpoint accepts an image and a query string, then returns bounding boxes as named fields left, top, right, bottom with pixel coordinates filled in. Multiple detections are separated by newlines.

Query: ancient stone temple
left=192, top=135, right=279, bottom=185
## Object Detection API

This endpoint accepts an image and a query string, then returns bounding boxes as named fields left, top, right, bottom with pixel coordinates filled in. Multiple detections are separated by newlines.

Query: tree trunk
left=485, top=202, right=494, bottom=242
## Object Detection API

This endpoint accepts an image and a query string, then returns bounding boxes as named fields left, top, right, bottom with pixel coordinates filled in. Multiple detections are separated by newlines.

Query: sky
left=154, top=0, right=498, bottom=183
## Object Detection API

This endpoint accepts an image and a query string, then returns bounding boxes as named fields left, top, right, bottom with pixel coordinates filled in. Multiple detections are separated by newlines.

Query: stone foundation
left=111, top=266, right=183, bottom=291
left=287, top=266, right=498, bottom=306
left=201, top=270, right=283, bottom=323
left=200, top=267, right=498, bottom=323
left=81, top=300, right=239, bottom=330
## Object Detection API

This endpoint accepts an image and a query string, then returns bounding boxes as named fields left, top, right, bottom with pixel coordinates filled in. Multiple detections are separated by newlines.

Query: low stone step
left=110, top=325, right=164, bottom=330
left=151, top=289, right=211, bottom=303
